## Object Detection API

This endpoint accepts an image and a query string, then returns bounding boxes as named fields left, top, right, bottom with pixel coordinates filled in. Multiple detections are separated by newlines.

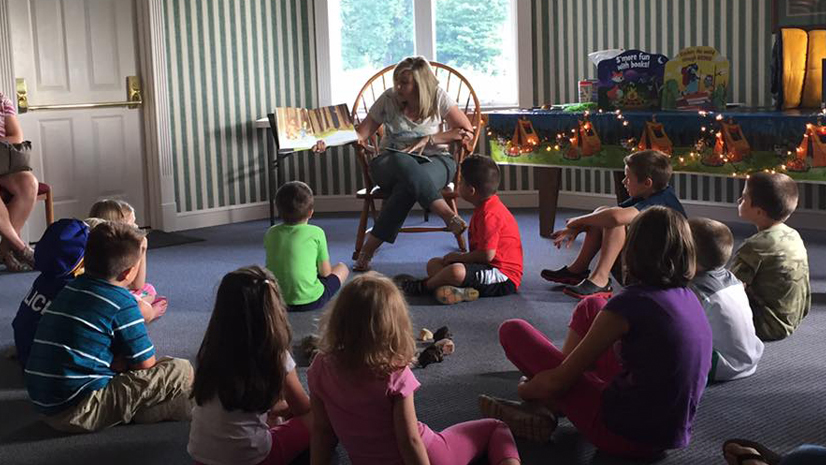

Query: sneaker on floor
left=434, top=285, right=479, bottom=305
left=393, top=274, right=427, bottom=296
left=540, top=265, right=589, bottom=285
left=562, top=278, right=613, bottom=299
left=478, top=395, right=557, bottom=443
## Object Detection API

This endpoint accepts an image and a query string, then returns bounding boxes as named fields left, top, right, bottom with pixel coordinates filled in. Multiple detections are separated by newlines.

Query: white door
left=9, top=0, right=147, bottom=236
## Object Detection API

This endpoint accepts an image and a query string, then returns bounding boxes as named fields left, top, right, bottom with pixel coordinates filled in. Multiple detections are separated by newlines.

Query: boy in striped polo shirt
left=25, top=222, right=193, bottom=433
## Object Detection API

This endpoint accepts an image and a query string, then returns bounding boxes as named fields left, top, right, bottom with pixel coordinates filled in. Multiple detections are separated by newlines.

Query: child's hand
left=551, top=227, right=580, bottom=249
left=442, top=252, right=463, bottom=264
left=312, top=140, right=327, bottom=153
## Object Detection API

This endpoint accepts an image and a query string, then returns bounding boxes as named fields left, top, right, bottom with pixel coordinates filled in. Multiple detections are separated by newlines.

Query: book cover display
left=661, top=46, right=730, bottom=111
left=274, top=104, right=358, bottom=151
left=597, top=49, right=669, bottom=110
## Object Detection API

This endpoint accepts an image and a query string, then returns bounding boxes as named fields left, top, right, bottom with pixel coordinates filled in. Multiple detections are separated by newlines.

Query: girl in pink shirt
left=308, top=272, right=520, bottom=465
left=188, top=266, right=311, bottom=465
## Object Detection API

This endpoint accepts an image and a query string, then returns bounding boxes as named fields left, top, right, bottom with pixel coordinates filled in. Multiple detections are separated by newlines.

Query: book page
left=274, top=104, right=358, bottom=151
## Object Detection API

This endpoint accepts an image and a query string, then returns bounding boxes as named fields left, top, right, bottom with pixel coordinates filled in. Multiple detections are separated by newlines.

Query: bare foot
left=151, top=296, right=168, bottom=319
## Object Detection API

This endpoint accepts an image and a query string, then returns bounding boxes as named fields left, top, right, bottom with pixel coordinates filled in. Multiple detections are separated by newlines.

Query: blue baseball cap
left=34, top=219, right=89, bottom=277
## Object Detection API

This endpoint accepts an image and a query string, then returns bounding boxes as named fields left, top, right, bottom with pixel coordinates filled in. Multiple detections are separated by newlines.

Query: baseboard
left=174, top=190, right=826, bottom=231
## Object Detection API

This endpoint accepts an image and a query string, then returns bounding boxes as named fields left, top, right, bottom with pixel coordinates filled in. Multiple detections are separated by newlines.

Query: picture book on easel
left=274, top=104, right=358, bottom=151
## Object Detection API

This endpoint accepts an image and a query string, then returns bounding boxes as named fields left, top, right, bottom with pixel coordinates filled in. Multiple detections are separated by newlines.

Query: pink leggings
left=426, top=419, right=519, bottom=464
left=498, top=297, right=660, bottom=459
left=194, top=417, right=310, bottom=465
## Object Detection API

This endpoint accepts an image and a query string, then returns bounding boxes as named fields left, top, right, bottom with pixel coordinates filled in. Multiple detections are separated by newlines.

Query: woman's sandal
left=353, top=250, right=374, bottom=272
left=723, top=439, right=782, bottom=465
left=1, top=249, right=32, bottom=272
left=13, top=245, right=35, bottom=268
left=447, top=215, right=467, bottom=236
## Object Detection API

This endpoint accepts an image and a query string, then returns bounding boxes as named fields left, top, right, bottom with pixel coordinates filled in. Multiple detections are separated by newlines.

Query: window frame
left=314, top=0, right=533, bottom=111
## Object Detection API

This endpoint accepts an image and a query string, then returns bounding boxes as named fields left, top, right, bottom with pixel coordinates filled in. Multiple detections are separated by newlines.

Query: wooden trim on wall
left=0, top=0, right=15, bottom=100
left=136, top=0, right=178, bottom=231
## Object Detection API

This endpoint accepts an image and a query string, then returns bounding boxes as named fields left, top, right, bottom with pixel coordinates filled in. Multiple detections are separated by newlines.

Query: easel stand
left=535, top=167, right=629, bottom=238
left=266, top=113, right=298, bottom=225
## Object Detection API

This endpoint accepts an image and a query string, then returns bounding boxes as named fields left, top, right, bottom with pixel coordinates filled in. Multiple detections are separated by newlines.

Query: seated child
left=13, top=219, right=88, bottom=368
left=188, top=266, right=311, bottom=465
left=264, top=181, right=348, bottom=312
left=541, top=150, right=686, bottom=299
left=309, top=273, right=520, bottom=465
left=688, top=217, right=764, bottom=382
left=395, top=155, right=522, bottom=305
left=483, top=207, right=711, bottom=459
left=730, top=172, right=810, bottom=341
left=24, top=222, right=192, bottom=433
left=88, top=199, right=167, bottom=322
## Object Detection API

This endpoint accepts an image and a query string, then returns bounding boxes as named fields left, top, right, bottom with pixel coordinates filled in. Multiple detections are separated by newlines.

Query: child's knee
left=498, top=319, right=529, bottom=346
left=446, top=263, right=465, bottom=282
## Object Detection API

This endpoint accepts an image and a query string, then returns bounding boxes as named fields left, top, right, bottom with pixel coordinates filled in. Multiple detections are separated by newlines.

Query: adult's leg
left=0, top=171, right=37, bottom=235
left=0, top=200, right=26, bottom=251
left=588, top=223, right=626, bottom=288
left=426, top=419, right=520, bottom=465
left=368, top=152, right=428, bottom=244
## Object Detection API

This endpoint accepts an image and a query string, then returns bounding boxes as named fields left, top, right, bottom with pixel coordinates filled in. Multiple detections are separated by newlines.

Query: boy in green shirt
left=730, top=172, right=810, bottom=341
left=265, top=181, right=349, bottom=311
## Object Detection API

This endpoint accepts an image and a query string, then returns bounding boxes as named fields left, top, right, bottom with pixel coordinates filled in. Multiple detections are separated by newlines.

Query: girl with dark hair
left=485, top=207, right=713, bottom=459
left=188, top=266, right=311, bottom=465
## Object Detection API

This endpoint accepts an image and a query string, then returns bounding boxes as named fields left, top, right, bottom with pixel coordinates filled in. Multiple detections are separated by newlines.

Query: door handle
left=15, top=76, right=143, bottom=113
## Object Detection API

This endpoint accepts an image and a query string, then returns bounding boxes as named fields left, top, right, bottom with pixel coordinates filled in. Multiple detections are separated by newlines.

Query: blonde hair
left=318, top=272, right=417, bottom=376
left=393, top=56, right=440, bottom=121
left=89, top=199, right=135, bottom=223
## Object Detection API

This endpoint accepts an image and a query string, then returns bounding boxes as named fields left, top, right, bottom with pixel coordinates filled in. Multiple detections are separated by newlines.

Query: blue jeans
left=781, top=445, right=826, bottom=465
left=368, top=151, right=456, bottom=243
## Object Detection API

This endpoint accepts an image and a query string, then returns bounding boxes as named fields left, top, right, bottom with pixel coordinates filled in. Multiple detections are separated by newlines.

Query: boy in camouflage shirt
left=730, top=172, right=810, bottom=341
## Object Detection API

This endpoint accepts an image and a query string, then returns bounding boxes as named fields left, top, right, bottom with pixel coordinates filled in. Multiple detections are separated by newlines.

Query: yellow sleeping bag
left=782, top=28, right=808, bottom=109
left=801, top=30, right=825, bottom=108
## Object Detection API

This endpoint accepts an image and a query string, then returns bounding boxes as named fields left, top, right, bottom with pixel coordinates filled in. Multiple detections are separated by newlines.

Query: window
left=316, top=0, right=531, bottom=110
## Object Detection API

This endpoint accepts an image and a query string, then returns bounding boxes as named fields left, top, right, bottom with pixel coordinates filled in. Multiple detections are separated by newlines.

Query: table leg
left=612, top=170, right=630, bottom=204
left=267, top=129, right=276, bottom=225
left=536, top=167, right=562, bottom=238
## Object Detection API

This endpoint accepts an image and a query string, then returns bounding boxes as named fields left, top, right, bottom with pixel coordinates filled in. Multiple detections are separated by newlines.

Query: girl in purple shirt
left=491, top=206, right=712, bottom=458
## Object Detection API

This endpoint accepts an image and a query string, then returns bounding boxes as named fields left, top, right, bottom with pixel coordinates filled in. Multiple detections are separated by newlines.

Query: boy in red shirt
left=396, top=155, right=523, bottom=304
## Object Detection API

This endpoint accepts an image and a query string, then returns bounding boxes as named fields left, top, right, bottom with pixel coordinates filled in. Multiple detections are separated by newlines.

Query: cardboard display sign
left=597, top=49, right=668, bottom=110
left=661, top=46, right=730, bottom=111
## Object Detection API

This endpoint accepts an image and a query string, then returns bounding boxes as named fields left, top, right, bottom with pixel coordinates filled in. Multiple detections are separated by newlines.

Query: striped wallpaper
left=163, top=0, right=318, bottom=212
left=164, top=0, right=789, bottom=215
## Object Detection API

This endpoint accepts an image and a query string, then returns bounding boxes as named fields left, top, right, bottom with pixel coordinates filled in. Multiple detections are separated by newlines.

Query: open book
left=273, top=104, right=358, bottom=151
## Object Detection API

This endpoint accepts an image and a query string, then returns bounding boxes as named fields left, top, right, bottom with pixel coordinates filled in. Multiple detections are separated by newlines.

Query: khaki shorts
left=44, top=357, right=194, bottom=433
left=0, top=141, right=32, bottom=176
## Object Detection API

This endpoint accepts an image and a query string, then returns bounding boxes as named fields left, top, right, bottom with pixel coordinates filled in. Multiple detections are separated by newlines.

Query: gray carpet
left=1, top=208, right=825, bottom=465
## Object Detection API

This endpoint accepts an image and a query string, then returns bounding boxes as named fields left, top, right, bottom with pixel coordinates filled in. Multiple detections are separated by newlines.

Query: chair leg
left=354, top=199, right=370, bottom=260
left=456, top=232, right=467, bottom=252
left=44, top=191, right=54, bottom=225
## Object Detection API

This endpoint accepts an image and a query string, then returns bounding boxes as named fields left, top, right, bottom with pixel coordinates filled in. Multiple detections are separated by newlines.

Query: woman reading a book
left=314, top=56, right=473, bottom=271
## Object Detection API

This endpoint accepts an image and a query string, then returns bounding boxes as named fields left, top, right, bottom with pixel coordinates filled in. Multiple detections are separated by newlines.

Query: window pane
left=331, top=0, right=415, bottom=107
left=435, top=0, right=516, bottom=107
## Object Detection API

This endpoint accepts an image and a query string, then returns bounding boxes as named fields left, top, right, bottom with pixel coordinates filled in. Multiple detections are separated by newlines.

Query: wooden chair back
left=350, top=61, right=483, bottom=192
